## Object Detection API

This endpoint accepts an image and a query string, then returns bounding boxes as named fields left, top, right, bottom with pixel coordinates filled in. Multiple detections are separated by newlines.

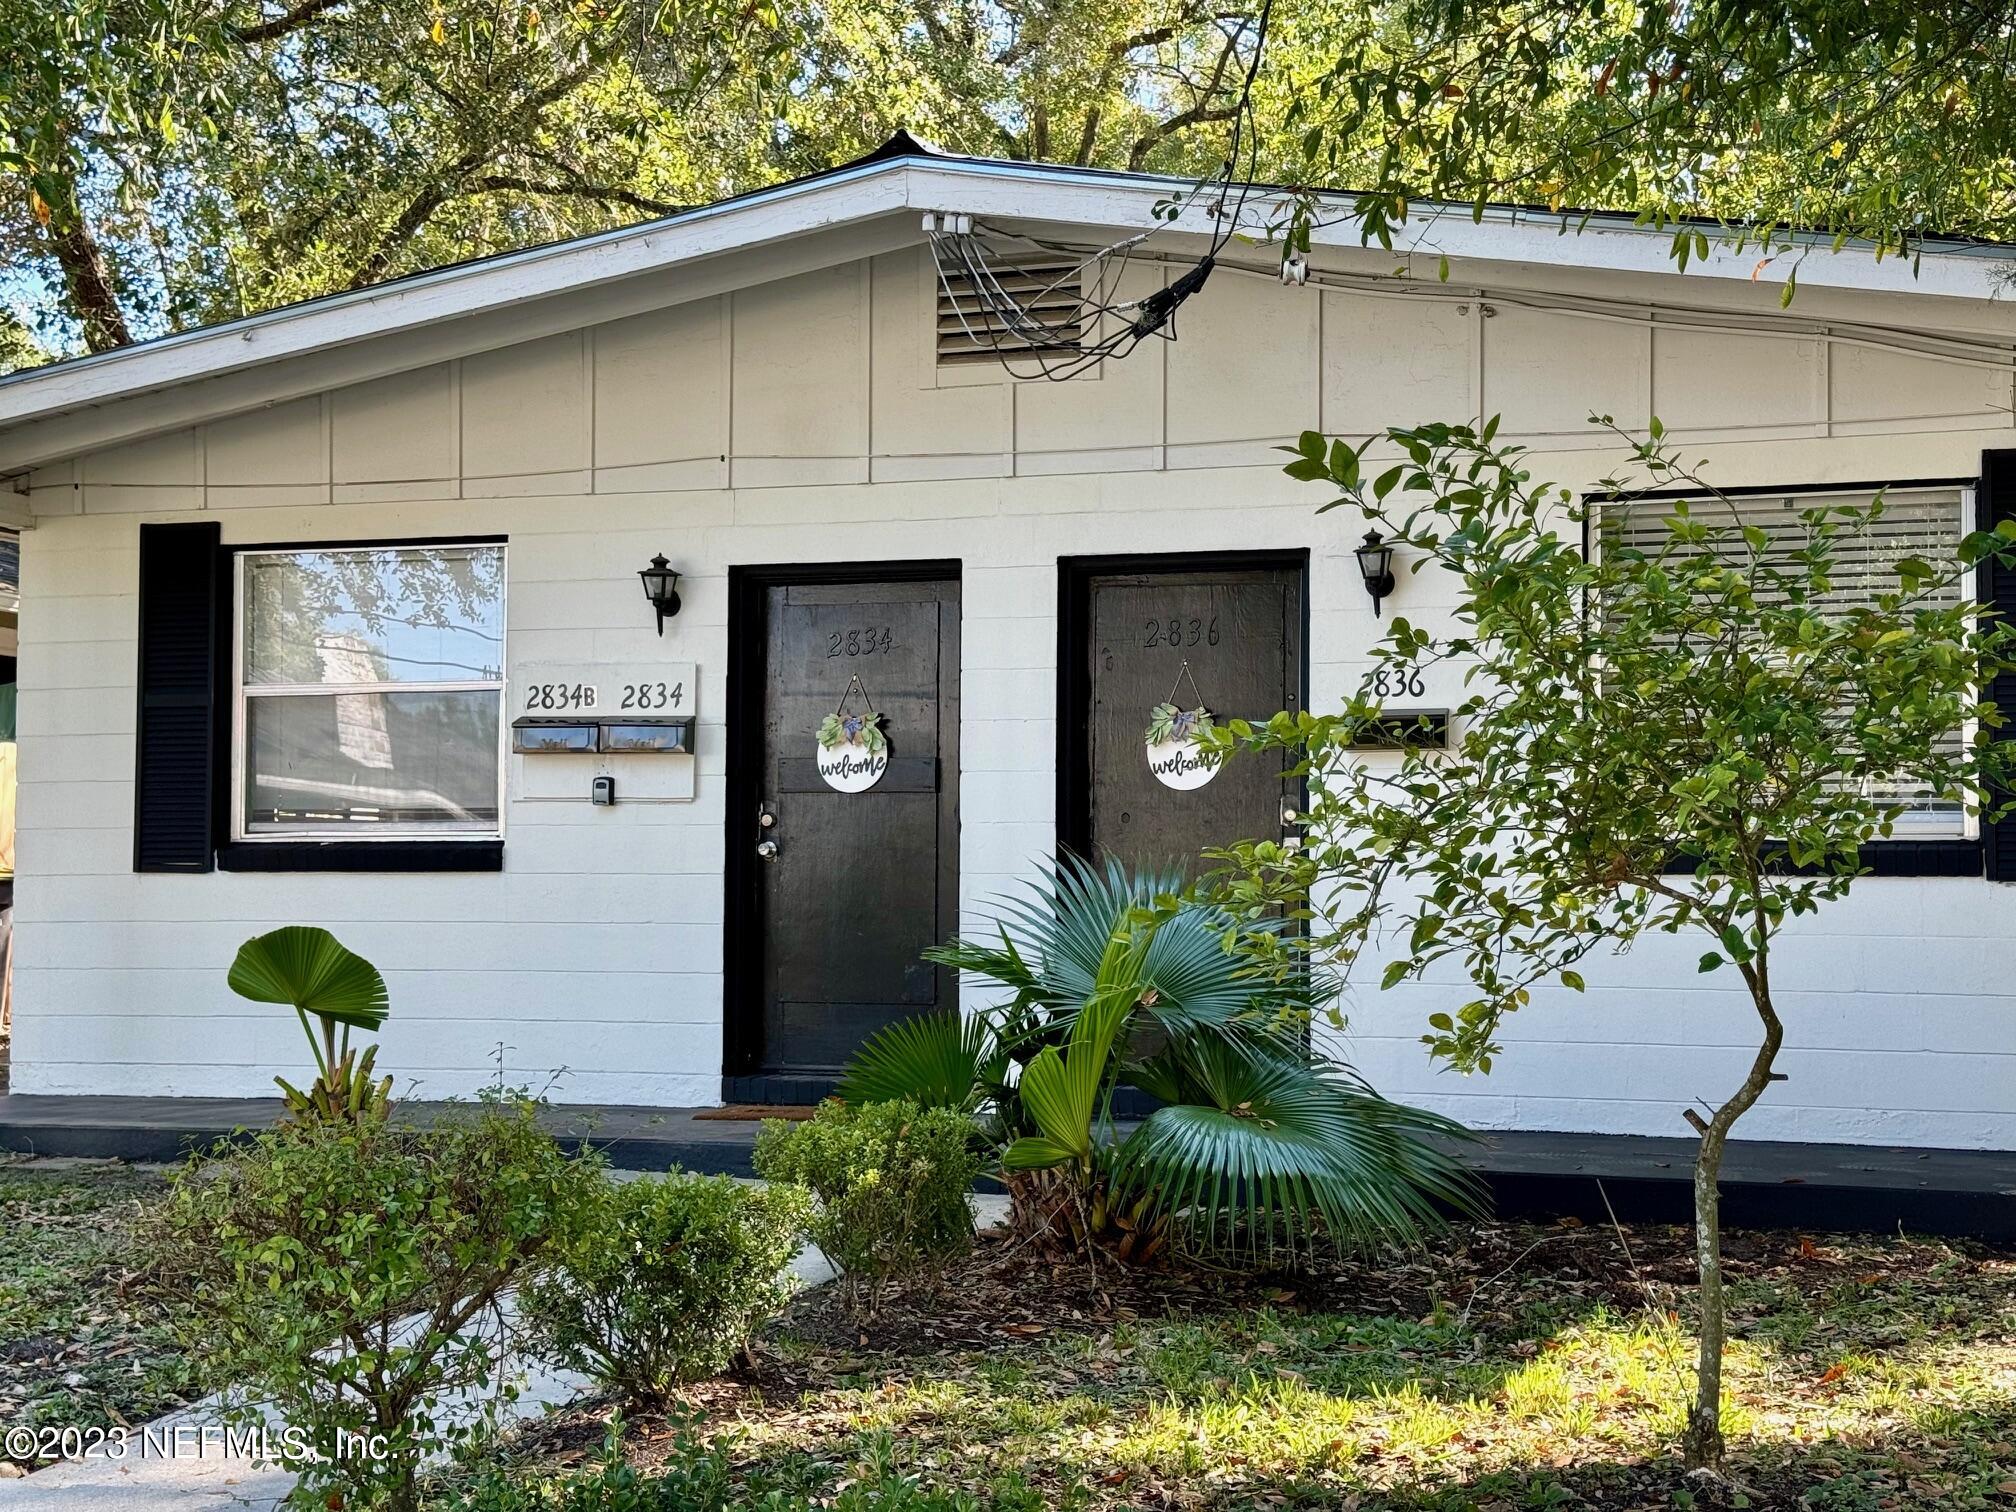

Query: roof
left=3, top=133, right=2013, bottom=472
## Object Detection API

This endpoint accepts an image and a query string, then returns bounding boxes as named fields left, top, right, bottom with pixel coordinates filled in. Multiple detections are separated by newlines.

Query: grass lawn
left=0, top=1155, right=201, bottom=1468
left=489, top=1218, right=2016, bottom=1511
left=7, top=1154, right=2015, bottom=1508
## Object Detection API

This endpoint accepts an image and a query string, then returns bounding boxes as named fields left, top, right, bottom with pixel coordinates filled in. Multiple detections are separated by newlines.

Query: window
left=935, top=255, right=1085, bottom=366
left=1602, top=485, right=1974, bottom=838
left=233, top=543, right=505, bottom=839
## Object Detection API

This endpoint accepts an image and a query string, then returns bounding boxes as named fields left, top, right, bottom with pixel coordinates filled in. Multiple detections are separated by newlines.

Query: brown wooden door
left=1068, top=557, right=1303, bottom=875
left=736, top=572, right=960, bottom=1091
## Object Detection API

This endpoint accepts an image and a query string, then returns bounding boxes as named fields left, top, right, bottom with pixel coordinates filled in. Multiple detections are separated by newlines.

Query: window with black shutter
left=133, top=525, right=508, bottom=874
left=1600, top=479, right=1989, bottom=878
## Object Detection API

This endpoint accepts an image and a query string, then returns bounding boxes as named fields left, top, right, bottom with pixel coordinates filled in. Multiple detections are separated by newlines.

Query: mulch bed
left=495, top=1217, right=2016, bottom=1508
left=772, top=1215, right=1806, bottom=1360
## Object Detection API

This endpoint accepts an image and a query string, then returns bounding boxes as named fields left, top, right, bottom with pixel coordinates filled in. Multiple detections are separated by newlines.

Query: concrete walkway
left=3, top=1185, right=1008, bottom=1511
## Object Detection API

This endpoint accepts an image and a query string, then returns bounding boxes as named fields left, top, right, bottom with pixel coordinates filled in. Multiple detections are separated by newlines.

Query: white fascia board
left=904, top=160, right=2016, bottom=302
left=5, top=153, right=2015, bottom=467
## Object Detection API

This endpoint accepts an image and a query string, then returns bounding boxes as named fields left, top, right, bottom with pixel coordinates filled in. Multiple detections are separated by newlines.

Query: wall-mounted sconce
left=638, top=554, right=682, bottom=636
left=1355, top=530, right=1396, bottom=617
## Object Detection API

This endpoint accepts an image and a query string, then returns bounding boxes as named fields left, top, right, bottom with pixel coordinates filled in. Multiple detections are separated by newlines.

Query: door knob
left=756, top=839, right=779, bottom=860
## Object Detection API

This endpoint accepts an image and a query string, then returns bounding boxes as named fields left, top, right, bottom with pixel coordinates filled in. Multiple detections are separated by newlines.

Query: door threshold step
left=692, top=1104, right=818, bottom=1121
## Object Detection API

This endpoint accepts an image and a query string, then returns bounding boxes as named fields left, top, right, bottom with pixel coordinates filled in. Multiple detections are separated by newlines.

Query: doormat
left=692, top=1104, right=819, bottom=1121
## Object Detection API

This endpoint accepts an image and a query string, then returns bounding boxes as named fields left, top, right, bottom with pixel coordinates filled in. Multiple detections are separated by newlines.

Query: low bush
left=147, top=1094, right=602, bottom=1512
left=751, top=1100, right=978, bottom=1314
left=519, top=1171, right=808, bottom=1406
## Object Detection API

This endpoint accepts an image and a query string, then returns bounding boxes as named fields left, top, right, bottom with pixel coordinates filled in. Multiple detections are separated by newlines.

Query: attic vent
left=936, top=257, right=1085, bottom=366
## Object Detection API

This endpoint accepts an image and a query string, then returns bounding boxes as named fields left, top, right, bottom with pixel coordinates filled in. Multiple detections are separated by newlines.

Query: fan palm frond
left=228, top=926, right=388, bottom=1033
left=835, top=1010, right=1000, bottom=1111
left=1133, top=907, right=1315, bottom=1037
left=947, top=856, right=1310, bottom=1037
left=1110, top=1037, right=1484, bottom=1257
left=978, top=856, right=1187, bottom=1006
left=1005, top=933, right=1147, bottom=1171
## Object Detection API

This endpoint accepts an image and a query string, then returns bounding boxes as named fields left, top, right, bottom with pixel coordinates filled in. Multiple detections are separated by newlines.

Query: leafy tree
left=2, top=0, right=1305, bottom=369
left=1206, top=420, right=2016, bottom=1469
left=1276, top=1, right=2016, bottom=282
left=0, top=0, right=234, bottom=352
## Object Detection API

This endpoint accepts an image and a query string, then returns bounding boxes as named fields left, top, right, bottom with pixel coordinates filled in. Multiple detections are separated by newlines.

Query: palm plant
left=228, top=926, right=393, bottom=1123
left=837, top=859, right=1483, bottom=1264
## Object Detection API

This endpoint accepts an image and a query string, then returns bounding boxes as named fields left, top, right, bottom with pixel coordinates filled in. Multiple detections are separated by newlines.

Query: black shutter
left=1981, top=450, right=2016, bottom=880
left=133, top=521, right=223, bottom=872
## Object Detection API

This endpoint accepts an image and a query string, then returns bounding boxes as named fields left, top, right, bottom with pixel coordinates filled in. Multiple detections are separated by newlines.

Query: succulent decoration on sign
left=818, top=708, right=887, bottom=755
left=1145, top=702, right=1213, bottom=746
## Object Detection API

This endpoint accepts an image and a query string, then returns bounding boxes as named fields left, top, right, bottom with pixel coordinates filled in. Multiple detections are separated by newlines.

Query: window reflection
left=238, top=544, right=504, bottom=838
left=244, top=546, right=504, bottom=687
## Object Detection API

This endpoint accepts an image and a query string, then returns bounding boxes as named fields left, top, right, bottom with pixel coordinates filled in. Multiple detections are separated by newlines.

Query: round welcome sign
left=816, top=678, right=889, bottom=793
left=1144, top=699, right=1219, bottom=791
left=1145, top=734, right=1220, bottom=789
left=817, top=734, right=888, bottom=792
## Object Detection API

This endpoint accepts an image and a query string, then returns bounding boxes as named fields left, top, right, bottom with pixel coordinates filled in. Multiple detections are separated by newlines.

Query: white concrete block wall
left=12, top=245, right=2016, bottom=1145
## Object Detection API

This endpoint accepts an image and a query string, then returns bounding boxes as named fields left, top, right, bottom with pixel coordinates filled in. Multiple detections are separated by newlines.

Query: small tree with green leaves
left=1207, top=418, right=2016, bottom=1473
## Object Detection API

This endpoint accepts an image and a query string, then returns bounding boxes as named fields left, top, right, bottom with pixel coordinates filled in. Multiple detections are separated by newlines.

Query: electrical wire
left=930, top=0, right=1278, bottom=381
left=959, top=236, right=2016, bottom=380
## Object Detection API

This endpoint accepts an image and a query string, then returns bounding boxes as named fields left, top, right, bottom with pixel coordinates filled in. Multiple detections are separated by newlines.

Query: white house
left=3, top=137, right=2014, bottom=1148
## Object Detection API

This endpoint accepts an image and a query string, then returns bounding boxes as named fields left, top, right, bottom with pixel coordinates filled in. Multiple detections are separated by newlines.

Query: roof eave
left=4, top=151, right=2013, bottom=459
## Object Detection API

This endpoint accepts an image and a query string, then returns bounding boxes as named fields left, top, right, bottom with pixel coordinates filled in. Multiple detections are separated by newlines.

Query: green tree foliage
left=1, top=0, right=1299, bottom=369
left=1278, top=1, right=2016, bottom=280
left=1208, top=418, right=2016, bottom=1468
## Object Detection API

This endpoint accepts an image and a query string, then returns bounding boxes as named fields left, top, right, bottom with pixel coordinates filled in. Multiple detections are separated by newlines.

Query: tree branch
left=469, top=175, right=686, bottom=216
left=343, top=61, right=599, bottom=288
left=37, top=192, right=133, bottom=351
left=230, top=0, right=349, bottom=44
left=1126, top=103, right=1237, bottom=170
left=1126, top=20, right=1248, bottom=170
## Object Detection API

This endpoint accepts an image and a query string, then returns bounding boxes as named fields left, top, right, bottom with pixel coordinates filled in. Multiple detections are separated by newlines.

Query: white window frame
left=230, top=541, right=509, bottom=843
left=1593, top=483, right=1978, bottom=842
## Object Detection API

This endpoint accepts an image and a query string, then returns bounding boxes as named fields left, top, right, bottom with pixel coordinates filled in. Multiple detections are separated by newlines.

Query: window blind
left=1603, top=486, right=1971, bottom=836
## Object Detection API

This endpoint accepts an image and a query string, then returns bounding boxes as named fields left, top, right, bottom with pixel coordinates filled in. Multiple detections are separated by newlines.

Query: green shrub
left=519, top=1172, right=808, bottom=1406
left=751, top=1101, right=978, bottom=1314
left=147, top=1094, right=602, bottom=1512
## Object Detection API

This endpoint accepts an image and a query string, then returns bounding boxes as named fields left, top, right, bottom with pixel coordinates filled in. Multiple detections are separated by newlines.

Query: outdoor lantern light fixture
left=639, top=554, right=682, bottom=636
left=1356, top=530, right=1396, bottom=616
